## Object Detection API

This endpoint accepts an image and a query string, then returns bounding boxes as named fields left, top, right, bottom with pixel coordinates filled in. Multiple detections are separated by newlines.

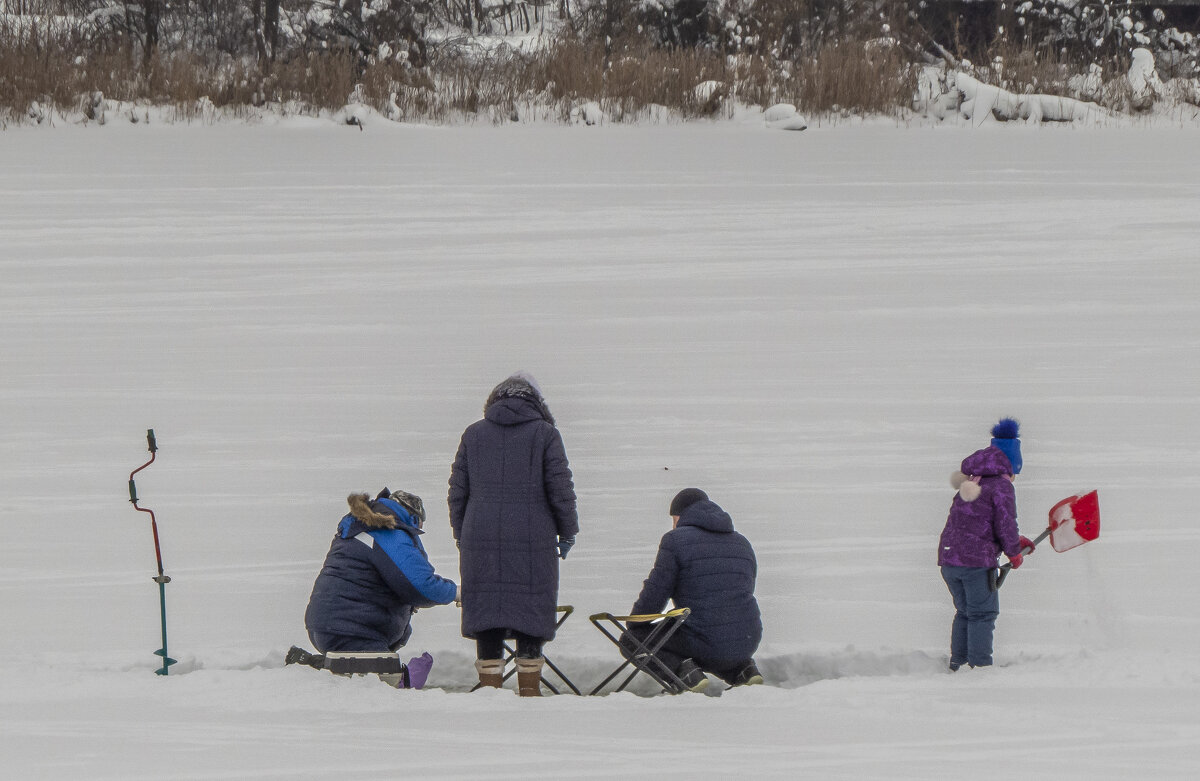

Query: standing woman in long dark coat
left=449, top=372, right=578, bottom=696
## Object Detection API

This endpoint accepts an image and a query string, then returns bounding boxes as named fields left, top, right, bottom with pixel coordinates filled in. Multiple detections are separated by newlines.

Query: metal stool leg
left=588, top=608, right=692, bottom=696
left=469, top=606, right=581, bottom=695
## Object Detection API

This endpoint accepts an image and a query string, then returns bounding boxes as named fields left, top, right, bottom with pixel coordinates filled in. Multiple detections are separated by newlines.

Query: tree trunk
left=266, top=0, right=280, bottom=61
left=603, top=0, right=612, bottom=76
left=143, top=0, right=161, bottom=70
left=253, top=0, right=269, bottom=63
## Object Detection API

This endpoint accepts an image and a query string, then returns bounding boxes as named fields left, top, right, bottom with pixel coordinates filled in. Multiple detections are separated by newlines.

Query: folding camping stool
left=286, top=646, right=410, bottom=688
left=587, top=607, right=691, bottom=695
left=469, top=605, right=582, bottom=695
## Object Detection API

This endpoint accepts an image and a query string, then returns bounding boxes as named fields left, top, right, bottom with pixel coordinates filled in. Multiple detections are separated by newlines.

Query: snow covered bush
left=1127, top=45, right=1165, bottom=108
left=290, top=0, right=431, bottom=67
left=1006, top=0, right=1199, bottom=79
left=3, top=0, right=1200, bottom=123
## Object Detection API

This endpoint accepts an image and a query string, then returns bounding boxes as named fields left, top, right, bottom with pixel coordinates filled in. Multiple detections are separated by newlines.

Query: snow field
left=2, top=122, right=1199, bottom=778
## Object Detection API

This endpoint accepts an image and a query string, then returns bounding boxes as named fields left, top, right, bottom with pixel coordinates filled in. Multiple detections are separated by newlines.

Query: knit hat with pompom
left=990, top=417, right=1022, bottom=475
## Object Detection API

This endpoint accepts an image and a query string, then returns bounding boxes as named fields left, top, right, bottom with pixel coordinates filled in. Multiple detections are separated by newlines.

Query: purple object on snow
left=406, top=652, right=433, bottom=689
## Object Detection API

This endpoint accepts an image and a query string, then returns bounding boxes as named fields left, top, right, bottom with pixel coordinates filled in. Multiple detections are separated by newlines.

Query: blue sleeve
left=370, top=530, right=459, bottom=607
left=631, top=534, right=677, bottom=616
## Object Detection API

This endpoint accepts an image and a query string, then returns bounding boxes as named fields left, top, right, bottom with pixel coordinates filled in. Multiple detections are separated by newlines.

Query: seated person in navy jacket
left=625, top=488, right=764, bottom=692
left=303, top=489, right=459, bottom=686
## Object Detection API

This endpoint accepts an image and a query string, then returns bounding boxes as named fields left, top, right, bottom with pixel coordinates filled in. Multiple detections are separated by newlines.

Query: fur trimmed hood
left=951, top=445, right=1016, bottom=502
left=950, top=471, right=983, bottom=502
left=346, top=493, right=423, bottom=531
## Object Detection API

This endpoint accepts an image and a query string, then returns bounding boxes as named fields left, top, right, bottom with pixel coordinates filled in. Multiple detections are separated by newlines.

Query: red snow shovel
left=992, top=490, right=1100, bottom=590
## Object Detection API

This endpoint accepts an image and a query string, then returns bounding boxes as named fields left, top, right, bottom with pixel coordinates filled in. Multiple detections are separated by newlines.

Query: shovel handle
left=991, top=526, right=1053, bottom=590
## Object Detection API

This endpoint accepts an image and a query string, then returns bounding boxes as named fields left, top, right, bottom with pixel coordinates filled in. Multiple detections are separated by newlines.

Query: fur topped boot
left=475, top=659, right=504, bottom=689
left=515, top=657, right=544, bottom=697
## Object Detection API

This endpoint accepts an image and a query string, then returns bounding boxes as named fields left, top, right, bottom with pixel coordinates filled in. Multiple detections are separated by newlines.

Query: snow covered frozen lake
left=2, top=120, right=1199, bottom=778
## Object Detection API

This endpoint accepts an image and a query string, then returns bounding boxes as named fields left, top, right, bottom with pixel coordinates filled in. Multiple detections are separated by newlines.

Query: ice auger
left=128, top=429, right=177, bottom=675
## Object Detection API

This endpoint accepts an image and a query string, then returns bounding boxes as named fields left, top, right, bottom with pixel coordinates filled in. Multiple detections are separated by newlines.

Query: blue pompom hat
left=990, top=418, right=1022, bottom=475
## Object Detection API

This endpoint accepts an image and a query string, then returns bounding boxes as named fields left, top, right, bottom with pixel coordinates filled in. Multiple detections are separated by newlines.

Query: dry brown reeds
left=791, top=39, right=917, bottom=116
left=0, top=19, right=931, bottom=125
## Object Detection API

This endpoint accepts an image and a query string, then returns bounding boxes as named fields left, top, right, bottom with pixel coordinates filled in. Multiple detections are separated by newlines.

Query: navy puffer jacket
left=305, top=495, right=458, bottom=653
left=631, top=500, right=762, bottom=667
left=449, top=394, right=578, bottom=641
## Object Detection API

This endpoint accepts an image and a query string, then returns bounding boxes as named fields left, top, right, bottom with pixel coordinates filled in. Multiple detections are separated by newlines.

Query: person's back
left=306, top=491, right=458, bottom=653
left=451, top=394, right=570, bottom=599
left=936, top=419, right=1032, bottom=670
left=448, top=372, right=578, bottom=695
left=939, top=446, right=1019, bottom=568
left=631, top=489, right=762, bottom=688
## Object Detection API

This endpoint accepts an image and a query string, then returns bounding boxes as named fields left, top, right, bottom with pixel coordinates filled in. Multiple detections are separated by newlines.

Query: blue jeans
left=940, top=566, right=1000, bottom=667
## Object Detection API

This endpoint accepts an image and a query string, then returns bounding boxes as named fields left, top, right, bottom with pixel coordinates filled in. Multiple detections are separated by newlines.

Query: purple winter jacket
left=938, top=446, right=1021, bottom=568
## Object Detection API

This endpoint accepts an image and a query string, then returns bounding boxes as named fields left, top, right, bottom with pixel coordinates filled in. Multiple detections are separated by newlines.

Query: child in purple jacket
left=938, top=419, right=1035, bottom=670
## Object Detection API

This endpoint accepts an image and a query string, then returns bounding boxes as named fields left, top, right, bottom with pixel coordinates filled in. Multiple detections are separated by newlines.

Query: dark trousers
left=475, top=628, right=544, bottom=660
left=620, top=625, right=750, bottom=685
left=941, top=565, right=1000, bottom=667
left=309, top=631, right=390, bottom=654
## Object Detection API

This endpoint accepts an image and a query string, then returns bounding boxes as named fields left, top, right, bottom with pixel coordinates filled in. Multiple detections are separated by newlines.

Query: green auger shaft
left=130, top=429, right=176, bottom=675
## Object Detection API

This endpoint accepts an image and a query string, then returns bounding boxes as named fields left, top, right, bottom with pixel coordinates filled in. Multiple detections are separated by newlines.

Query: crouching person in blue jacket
left=301, top=489, right=459, bottom=688
left=624, top=488, right=764, bottom=692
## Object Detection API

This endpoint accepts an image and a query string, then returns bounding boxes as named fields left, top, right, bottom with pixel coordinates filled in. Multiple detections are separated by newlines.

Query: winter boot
left=515, top=657, right=545, bottom=697
left=475, top=658, right=504, bottom=689
left=285, top=646, right=321, bottom=668
left=377, top=669, right=410, bottom=689
left=676, top=658, right=710, bottom=693
left=729, top=660, right=764, bottom=687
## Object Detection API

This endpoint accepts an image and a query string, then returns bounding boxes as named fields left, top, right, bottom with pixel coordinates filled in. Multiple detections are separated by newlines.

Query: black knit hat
left=669, top=488, right=708, bottom=516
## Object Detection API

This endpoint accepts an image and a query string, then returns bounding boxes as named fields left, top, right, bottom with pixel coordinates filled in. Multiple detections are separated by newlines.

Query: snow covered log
left=1015, top=93, right=1105, bottom=123
left=949, top=72, right=1104, bottom=124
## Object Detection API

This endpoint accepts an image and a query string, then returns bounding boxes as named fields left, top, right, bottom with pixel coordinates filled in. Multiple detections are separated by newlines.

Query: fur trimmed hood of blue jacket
left=304, top=493, right=458, bottom=653
left=345, top=493, right=421, bottom=532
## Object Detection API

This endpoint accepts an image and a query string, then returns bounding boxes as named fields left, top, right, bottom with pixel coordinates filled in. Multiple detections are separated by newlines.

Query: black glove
left=557, top=536, right=575, bottom=559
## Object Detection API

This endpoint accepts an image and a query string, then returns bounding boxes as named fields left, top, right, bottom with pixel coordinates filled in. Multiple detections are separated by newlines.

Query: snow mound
left=763, top=103, right=808, bottom=131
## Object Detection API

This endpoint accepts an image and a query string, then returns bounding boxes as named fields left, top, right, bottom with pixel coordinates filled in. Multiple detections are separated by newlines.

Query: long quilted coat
left=938, top=446, right=1022, bottom=568
left=448, top=395, right=578, bottom=640
left=631, top=499, right=762, bottom=668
